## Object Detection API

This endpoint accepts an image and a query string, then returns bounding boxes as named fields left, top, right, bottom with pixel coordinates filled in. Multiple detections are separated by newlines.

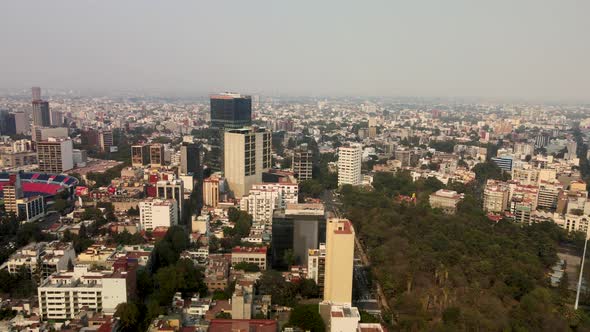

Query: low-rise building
left=429, top=189, right=464, bottom=214
left=205, top=254, right=231, bottom=292
left=37, top=258, right=138, bottom=320
left=2, top=241, right=76, bottom=280
left=231, top=247, right=267, bottom=271
left=76, top=244, right=117, bottom=267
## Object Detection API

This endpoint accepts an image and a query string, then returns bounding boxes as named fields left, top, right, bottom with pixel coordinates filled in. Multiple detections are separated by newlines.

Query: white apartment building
left=561, top=214, right=590, bottom=239
left=139, top=198, right=178, bottom=231
left=338, top=144, right=362, bottom=187
left=307, top=243, right=326, bottom=285
left=37, top=258, right=137, bottom=320
left=240, top=182, right=298, bottom=224
left=2, top=241, right=75, bottom=280
left=240, top=188, right=280, bottom=225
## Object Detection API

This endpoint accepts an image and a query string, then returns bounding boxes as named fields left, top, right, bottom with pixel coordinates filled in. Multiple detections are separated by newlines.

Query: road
left=322, top=189, right=391, bottom=314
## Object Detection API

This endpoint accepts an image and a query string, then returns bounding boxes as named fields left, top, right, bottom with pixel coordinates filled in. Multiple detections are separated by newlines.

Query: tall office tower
left=50, top=110, right=63, bottom=127
left=32, top=127, right=68, bottom=143
left=32, top=100, right=51, bottom=127
left=180, top=142, right=201, bottom=175
left=3, top=174, right=23, bottom=215
left=535, top=133, right=550, bottom=148
left=81, top=129, right=99, bottom=147
left=323, top=218, right=355, bottom=304
left=99, top=130, right=113, bottom=152
left=272, top=203, right=326, bottom=268
left=131, top=144, right=150, bottom=166
left=139, top=198, right=178, bottom=231
left=566, top=140, right=578, bottom=160
left=292, top=143, right=313, bottom=181
left=337, top=144, right=362, bottom=187
left=32, top=87, right=41, bottom=101
left=210, top=93, right=252, bottom=170
left=224, top=127, right=271, bottom=198
left=203, top=176, right=221, bottom=207
left=13, top=112, right=27, bottom=134
left=36, top=138, right=74, bottom=173
left=0, top=110, right=16, bottom=136
left=150, top=144, right=165, bottom=167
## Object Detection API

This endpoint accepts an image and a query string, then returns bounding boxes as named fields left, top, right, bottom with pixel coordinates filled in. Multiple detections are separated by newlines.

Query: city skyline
left=0, top=1, right=588, bottom=101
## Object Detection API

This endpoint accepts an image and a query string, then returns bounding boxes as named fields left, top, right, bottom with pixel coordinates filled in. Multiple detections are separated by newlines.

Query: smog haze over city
left=1, top=1, right=589, bottom=101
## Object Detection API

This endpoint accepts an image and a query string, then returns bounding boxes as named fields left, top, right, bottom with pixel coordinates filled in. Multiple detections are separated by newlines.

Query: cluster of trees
left=115, top=226, right=207, bottom=332
left=213, top=208, right=253, bottom=252
left=0, top=307, right=17, bottom=320
left=429, top=140, right=457, bottom=153
left=255, top=270, right=320, bottom=307
left=233, top=262, right=260, bottom=272
left=340, top=171, right=590, bottom=331
left=287, top=304, right=325, bottom=332
left=0, top=216, right=55, bottom=264
left=109, top=230, right=145, bottom=245
left=61, top=205, right=118, bottom=253
left=299, top=153, right=338, bottom=199
left=86, top=163, right=128, bottom=188
left=0, top=268, right=37, bottom=298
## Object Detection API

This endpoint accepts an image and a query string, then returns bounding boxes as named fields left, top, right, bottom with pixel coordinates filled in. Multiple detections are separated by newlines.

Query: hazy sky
left=1, top=1, right=588, bottom=100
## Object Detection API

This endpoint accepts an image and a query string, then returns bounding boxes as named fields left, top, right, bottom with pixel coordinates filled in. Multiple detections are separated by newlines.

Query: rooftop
left=232, top=246, right=267, bottom=254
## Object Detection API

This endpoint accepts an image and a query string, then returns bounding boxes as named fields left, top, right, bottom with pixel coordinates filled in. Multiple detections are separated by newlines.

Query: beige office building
left=37, top=138, right=74, bottom=173
left=224, top=128, right=271, bottom=198
left=483, top=180, right=509, bottom=213
left=203, top=176, right=221, bottom=207
left=131, top=144, right=150, bottom=166
left=150, top=144, right=165, bottom=167
left=324, top=218, right=355, bottom=304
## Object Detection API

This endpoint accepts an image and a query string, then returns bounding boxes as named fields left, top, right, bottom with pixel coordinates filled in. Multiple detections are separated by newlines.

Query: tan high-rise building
left=203, top=176, right=221, bottom=207
left=224, top=127, right=271, bottom=198
left=150, top=144, right=165, bottom=167
left=483, top=180, right=509, bottom=213
left=323, top=218, right=355, bottom=304
left=131, top=144, right=149, bottom=167
left=3, top=174, right=23, bottom=215
left=37, top=138, right=74, bottom=173
left=99, top=130, right=113, bottom=152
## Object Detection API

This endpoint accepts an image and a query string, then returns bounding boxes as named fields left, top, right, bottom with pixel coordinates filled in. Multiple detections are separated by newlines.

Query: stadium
left=0, top=172, right=79, bottom=201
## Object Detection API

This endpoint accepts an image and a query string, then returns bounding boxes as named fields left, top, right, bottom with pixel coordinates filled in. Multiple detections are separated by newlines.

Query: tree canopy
left=340, top=172, right=588, bottom=331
